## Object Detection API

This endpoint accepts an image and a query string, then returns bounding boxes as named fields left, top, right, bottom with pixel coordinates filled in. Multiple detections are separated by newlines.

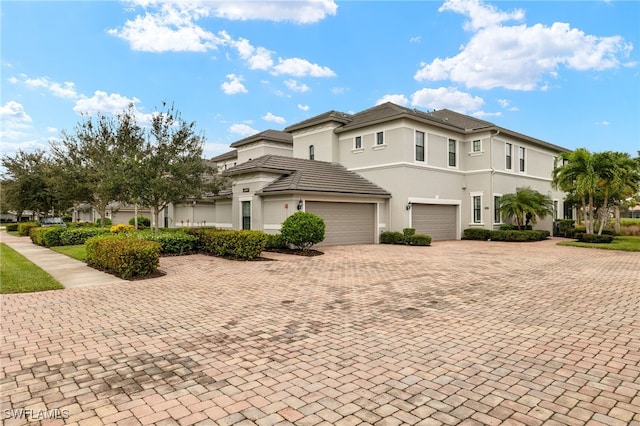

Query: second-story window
left=355, top=136, right=362, bottom=149
left=309, top=145, right=314, bottom=160
left=415, top=131, right=425, bottom=162
left=506, top=143, right=512, bottom=170
left=376, top=132, right=384, bottom=145
left=519, top=147, right=526, bottom=172
left=448, top=139, right=457, bottom=167
left=472, top=140, right=481, bottom=152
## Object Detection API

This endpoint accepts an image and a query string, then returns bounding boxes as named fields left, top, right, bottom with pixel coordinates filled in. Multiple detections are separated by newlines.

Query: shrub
left=129, top=216, right=151, bottom=228
left=380, top=231, right=405, bottom=244
left=95, top=217, right=112, bottom=227
left=18, top=222, right=39, bottom=236
left=86, top=235, right=160, bottom=279
left=60, top=227, right=111, bottom=246
left=554, top=219, right=575, bottom=237
left=29, top=227, right=47, bottom=246
left=620, top=225, right=640, bottom=236
left=462, top=228, right=491, bottom=240
left=61, top=215, right=73, bottom=223
left=143, top=232, right=198, bottom=255
left=402, top=228, right=416, bottom=241
left=489, top=230, right=550, bottom=242
left=30, top=226, right=67, bottom=247
left=183, top=227, right=218, bottom=251
left=265, top=233, right=288, bottom=250
left=5, top=223, right=19, bottom=232
left=576, top=233, right=614, bottom=244
left=281, top=212, right=325, bottom=251
left=409, top=233, right=431, bottom=246
left=110, top=224, right=135, bottom=234
left=200, top=230, right=267, bottom=260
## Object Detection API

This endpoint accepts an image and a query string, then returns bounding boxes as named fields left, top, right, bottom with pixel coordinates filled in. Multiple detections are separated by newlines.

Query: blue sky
left=1, top=0, right=639, bottom=160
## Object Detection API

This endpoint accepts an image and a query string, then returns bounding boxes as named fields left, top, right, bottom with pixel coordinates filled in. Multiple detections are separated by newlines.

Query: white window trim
left=505, top=142, right=513, bottom=171
left=519, top=146, right=526, bottom=173
left=470, top=192, right=484, bottom=225
left=354, top=136, right=362, bottom=150
left=448, top=139, right=458, bottom=169
left=471, top=139, right=482, bottom=154
left=493, top=193, right=503, bottom=224
left=239, top=196, right=252, bottom=230
left=375, top=131, right=384, bottom=146
left=415, top=130, right=426, bottom=162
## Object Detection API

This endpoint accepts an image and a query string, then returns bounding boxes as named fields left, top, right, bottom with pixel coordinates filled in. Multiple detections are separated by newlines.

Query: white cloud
left=14, top=74, right=80, bottom=99
left=262, top=112, right=286, bottom=124
left=272, top=58, right=336, bottom=77
left=73, top=91, right=141, bottom=116
left=229, top=123, right=258, bottom=136
left=376, top=94, right=409, bottom=106
left=231, top=36, right=274, bottom=70
left=497, top=98, right=518, bottom=111
left=410, top=36, right=422, bottom=43
left=596, top=120, right=611, bottom=126
left=410, top=87, right=484, bottom=114
left=416, top=0, right=633, bottom=91
left=284, top=79, right=310, bottom=93
left=331, top=87, right=346, bottom=95
left=473, top=110, right=502, bottom=118
left=221, top=74, right=248, bottom=95
left=47, top=127, right=58, bottom=133
left=0, top=101, right=33, bottom=140
left=297, top=104, right=310, bottom=111
left=210, top=0, right=338, bottom=24
left=8, top=76, right=18, bottom=84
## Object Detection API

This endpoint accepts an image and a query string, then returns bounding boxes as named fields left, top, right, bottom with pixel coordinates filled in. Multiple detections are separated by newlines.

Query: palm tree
left=499, top=187, right=554, bottom=229
left=552, top=148, right=599, bottom=234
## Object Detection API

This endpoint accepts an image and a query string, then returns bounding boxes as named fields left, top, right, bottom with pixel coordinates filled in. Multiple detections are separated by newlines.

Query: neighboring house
left=165, top=102, right=569, bottom=245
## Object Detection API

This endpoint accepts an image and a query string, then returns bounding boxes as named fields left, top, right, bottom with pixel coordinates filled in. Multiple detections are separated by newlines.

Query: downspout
left=490, top=130, right=500, bottom=228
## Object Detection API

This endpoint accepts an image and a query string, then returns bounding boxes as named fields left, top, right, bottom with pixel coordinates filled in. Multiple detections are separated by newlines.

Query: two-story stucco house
left=168, top=102, right=569, bottom=245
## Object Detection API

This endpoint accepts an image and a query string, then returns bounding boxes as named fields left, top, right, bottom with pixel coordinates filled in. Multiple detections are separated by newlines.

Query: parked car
left=39, top=217, right=67, bottom=227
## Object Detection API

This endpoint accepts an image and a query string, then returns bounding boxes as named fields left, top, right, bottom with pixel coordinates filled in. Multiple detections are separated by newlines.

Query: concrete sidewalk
left=0, top=231, right=126, bottom=288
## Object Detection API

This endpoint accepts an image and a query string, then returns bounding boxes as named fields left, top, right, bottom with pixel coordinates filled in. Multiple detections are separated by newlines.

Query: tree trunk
left=614, top=206, right=621, bottom=234
left=152, top=206, right=161, bottom=236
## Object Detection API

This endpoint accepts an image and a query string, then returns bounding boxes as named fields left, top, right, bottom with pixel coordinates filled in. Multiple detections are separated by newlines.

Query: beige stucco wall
left=291, top=122, right=342, bottom=162
left=236, top=141, right=293, bottom=164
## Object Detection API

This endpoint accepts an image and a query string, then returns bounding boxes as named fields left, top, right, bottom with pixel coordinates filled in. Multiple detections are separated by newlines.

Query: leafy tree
left=136, top=103, right=209, bottom=234
left=499, top=187, right=553, bottom=229
left=280, top=211, right=325, bottom=251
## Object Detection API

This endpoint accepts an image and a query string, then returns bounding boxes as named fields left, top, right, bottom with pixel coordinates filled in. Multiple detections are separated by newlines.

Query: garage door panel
left=412, top=204, right=457, bottom=241
left=306, top=202, right=375, bottom=245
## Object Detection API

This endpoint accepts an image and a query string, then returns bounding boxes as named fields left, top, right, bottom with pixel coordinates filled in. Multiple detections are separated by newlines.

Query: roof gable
left=230, top=129, right=292, bottom=148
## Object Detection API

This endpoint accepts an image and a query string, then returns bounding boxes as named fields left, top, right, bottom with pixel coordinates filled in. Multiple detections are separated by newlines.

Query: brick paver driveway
left=1, top=239, right=639, bottom=425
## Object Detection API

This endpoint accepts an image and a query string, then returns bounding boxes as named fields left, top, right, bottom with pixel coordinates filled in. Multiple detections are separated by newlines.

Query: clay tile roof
left=223, top=155, right=391, bottom=198
left=230, top=129, right=292, bottom=148
left=211, top=150, right=237, bottom=162
left=285, top=110, right=353, bottom=132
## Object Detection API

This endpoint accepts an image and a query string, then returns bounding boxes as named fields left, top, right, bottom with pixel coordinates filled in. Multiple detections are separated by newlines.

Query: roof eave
left=255, top=189, right=392, bottom=198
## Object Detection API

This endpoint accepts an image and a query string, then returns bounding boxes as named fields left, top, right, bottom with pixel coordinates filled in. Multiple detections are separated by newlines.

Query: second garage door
left=412, top=204, right=458, bottom=241
left=305, top=201, right=375, bottom=245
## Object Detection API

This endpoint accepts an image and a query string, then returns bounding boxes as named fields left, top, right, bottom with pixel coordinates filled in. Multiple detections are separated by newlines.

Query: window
left=553, top=200, right=559, bottom=220
left=355, top=136, right=362, bottom=149
left=309, top=145, right=314, bottom=160
left=241, top=201, right=251, bottom=230
left=494, top=195, right=502, bottom=224
left=519, top=147, right=525, bottom=172
left=415, top=131, right=425, bottom=162
left=448, top=139, right=457, bottom=167
left=505, top=143, right=512, bottom=169
left=376, top=131, right=384, bottom=145
left=473, top=195, right=482, bottom=223
left=472, top=140, right=481, bottom=153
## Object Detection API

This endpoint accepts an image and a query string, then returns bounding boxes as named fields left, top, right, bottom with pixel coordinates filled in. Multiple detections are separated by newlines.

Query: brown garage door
left=412, top=204, right=457, bottom=241
left=305, top=202, right=375, bottom=245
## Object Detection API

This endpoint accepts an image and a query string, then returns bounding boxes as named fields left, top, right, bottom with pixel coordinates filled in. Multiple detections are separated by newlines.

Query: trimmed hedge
left=380, top=231, right=406, bottom=244
left=409, top=234, right=432, bottom=246
left=5, top=223, right=19, bottom=232
left=86, top=235, right=160, bottom=279
left=281, top=212, right=325, bottom=251
left=110, top=224, right=135, bottom=234
left=18, top=222, right=39, bottom=236
left=463, top=228, right=550, bottom=242
left=576, top=233, right=614, bottom=244
left=129, top=216, right=151, bottom=227
left=95, top=217, right=112, bottom=227
left=142, top=231, right=198, bottom=255
left=265, top=233, right=288, bottom=250
left=29, top=226, right=67, bottom=247
left=60, top=227, right=111, bottom=246
left=200, top=229, right=267, bottom=260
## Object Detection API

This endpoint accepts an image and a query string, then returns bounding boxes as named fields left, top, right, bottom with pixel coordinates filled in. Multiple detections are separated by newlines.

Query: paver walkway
left=1, top=238, right=639, bottom=425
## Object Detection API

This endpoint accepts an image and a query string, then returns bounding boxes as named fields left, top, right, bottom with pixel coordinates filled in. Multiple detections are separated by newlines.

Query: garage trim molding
left=407, top=197, right=461, bottom=240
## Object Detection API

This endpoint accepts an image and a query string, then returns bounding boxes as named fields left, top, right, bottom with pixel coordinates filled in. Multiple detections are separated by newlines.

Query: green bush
left=489, top=230, right=550, bottom=242
left=129, top=216, right=151, bottom=227
left=60, top=227, right=111, bottom=246
left=265, top=233, right=288, bottom=250
left=61, top=215, right=73, bottom=223
left=29, top=227, right=47, bottom=246
left=201, top=230, right=267, bottom=260
left=380, top=231, right=405, bottom=244
left=18, top=222, right=39, bottom=236
left=86, top=235, right=160, bottom=279
left=29, top=226, right=67, bottom=247
left=499, top=224, right=516, bottom=231
left=143, top=232, right=198, bottom=255
left=409, top=234, right=431, bottom=246
left=402, top=228, right=416, bottom=241
left=576, top=233, right=614, bottom=244
left=554, top=219, right=575, bottom=237
left=95, top=217, right=112, bottom=227
left=183, top=227, right=218, bottom=251
left=462, top=228, right=491, bottom=240
left=5, top=223, right=19, bottom=232
left=281, top=212, right=325, bottom=251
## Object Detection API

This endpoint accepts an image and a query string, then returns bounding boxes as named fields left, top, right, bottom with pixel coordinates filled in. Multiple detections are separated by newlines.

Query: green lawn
left=0, top=243, right=64, bottom=293
left=50, top=244, right=86, bottom=261
left=557, top=236, right=640, bottom=252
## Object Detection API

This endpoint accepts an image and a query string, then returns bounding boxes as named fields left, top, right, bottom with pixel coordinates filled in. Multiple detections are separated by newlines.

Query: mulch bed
left=265, top=248, right=324, bottom=257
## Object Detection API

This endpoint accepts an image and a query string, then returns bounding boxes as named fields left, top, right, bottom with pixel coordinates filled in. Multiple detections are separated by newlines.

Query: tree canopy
left=499, top=187, right=553, bottom=229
